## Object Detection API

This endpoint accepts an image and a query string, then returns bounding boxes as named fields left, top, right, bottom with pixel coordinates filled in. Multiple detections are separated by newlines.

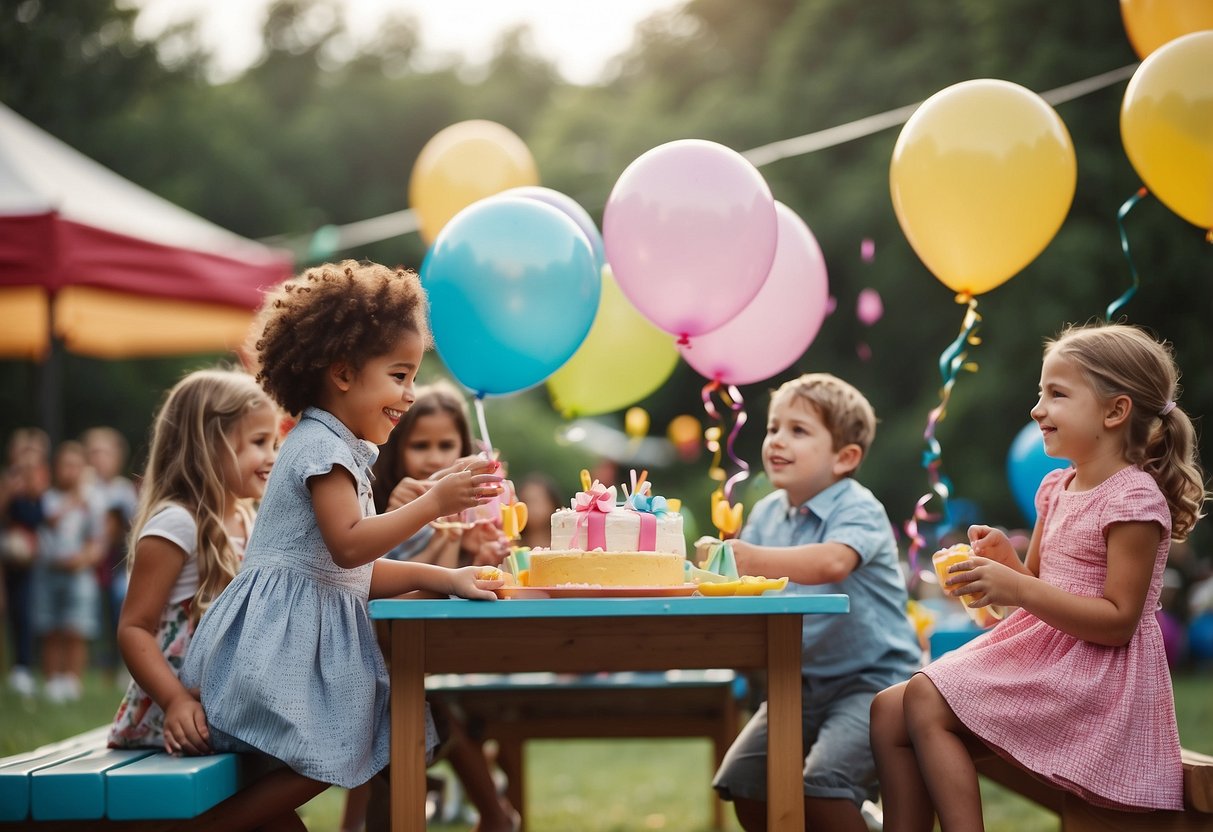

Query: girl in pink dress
left=871, top=322, right=1206, bottom=830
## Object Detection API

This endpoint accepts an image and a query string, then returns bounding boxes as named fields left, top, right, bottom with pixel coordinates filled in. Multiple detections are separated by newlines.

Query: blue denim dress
left=181, top=407, right=437, bottom=788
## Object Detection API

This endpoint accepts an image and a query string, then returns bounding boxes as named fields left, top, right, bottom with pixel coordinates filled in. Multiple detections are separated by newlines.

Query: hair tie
left=1160, top=401, right=1176, bottom=417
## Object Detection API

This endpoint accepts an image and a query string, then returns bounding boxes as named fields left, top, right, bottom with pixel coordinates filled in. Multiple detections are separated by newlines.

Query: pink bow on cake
left=570, top=481, right=616, bottom=549
left=572, top=481, right=616, bottom=514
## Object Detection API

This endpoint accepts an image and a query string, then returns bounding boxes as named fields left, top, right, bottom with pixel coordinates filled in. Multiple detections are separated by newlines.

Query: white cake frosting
left=549, top=507, right=685, bottom=556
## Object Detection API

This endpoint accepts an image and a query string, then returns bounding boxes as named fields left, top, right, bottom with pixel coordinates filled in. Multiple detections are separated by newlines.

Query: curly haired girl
left=180, top=261, right=504, bottom=830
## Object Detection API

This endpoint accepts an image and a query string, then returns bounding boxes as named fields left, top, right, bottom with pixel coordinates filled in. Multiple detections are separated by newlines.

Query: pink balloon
left=679, top=202, right=829, bottom=385
left=857, top=288, right=883, bottom=326
left=603, top=139, right=778, bottom=339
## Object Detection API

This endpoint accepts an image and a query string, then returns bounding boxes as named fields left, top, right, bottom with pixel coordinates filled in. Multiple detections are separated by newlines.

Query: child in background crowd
left=83, top=426, right=139, bottom=682
left=35, top=441, right=102, bottom=702
left=181, top=261, right=504, bottom=830
left=1, top=428, right=50, bottom=697
left=713, top=373, right=921, bottom=832
left=108, top=369, right=276, bottom=754
left=871, top=323, right=1207, bottom=828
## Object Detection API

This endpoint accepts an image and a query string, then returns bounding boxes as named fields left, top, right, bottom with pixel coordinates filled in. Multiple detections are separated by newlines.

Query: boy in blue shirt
left=713, top=373, right=920, bottom=831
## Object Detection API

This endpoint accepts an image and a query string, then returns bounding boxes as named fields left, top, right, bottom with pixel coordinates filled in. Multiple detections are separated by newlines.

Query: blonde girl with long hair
left=108, top=368, right=278, bottom=753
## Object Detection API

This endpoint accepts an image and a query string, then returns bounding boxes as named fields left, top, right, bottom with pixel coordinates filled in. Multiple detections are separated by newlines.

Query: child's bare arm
left=947, top=520, right=1158, bottom=646
left=118, top=537, right=210, bottom=755
left=312, top=460, right=502, bottom=570
left=368, top=559, right=502, bottom=600
left=731, top=540, right=859, bottom=585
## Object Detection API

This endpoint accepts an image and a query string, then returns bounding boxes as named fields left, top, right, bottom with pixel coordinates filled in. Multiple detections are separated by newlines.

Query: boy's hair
left=1047, top=322, right=1206, bottom=541
left=771, top=373, right=877, bottom=460
left=371, top=379, right=472, bottom=514
left=129, top=368, right=275, bottom=625
left=254, top=260, right=431, bottom=416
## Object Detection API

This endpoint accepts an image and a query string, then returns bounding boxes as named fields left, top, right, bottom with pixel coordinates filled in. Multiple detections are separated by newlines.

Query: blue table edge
left=370, top=593, right=849, bottom=619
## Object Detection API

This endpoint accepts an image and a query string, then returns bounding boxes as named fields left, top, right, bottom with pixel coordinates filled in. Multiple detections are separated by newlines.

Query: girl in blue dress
left=181, top=260, right=504, bottom=830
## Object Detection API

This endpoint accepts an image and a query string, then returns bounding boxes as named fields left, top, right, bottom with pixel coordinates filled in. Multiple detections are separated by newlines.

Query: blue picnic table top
left=370, top=593, right=849, bottom=620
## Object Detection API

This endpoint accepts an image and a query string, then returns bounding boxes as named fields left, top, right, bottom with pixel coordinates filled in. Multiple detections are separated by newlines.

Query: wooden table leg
left=495, top=736, right=525, bottom=831
left=765, top=615, right=804, bottom=831
left=712, top=683, right=734, bottom=831
left=390, top=620, right=426, bottom=832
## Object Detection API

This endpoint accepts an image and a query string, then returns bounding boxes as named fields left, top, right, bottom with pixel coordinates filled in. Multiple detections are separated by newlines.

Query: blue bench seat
left=0, top=728, right=262, bottom=828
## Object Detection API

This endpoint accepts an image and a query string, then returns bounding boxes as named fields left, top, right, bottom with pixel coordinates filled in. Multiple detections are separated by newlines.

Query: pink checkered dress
left=922, top=466, right=1183, bottom=810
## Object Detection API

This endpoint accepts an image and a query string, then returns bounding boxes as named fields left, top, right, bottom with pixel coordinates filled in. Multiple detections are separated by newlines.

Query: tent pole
left=39, top=292, right=63, bottom=446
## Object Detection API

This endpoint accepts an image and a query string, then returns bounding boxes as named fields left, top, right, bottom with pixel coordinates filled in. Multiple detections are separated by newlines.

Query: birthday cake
left=527, top=478, right=687, bottom=587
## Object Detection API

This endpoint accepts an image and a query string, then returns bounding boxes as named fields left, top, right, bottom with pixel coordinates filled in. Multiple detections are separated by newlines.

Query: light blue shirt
left=741, top=478, right=920, bottom=680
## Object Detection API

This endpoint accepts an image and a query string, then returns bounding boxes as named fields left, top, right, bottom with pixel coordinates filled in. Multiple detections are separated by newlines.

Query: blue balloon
left=1006, top=421, right=1070, bottom=525
left=1191, top=612, right=1213, bottom=662
left=424, top=196, right=600, bottom=396
left=502, top=186, right=606, bottom=271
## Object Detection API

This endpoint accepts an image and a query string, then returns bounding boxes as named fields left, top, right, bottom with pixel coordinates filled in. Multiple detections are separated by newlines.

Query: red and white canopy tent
left=0, top=101, right=292, bottom=437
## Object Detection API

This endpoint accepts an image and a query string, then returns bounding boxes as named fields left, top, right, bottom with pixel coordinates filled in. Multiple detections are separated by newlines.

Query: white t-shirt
left=139, top=503, right=201, bottom=604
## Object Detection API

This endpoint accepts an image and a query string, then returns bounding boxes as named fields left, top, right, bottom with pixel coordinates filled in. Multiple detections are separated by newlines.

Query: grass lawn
left=3, top=670, right=1210, bottom=830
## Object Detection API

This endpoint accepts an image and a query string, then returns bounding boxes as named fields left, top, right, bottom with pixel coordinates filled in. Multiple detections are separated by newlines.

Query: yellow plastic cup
left=932, top=544, right=1004, bottom=627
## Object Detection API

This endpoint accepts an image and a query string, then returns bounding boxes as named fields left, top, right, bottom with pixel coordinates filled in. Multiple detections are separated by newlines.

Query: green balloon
left=547, top=265, right=680, bottom=418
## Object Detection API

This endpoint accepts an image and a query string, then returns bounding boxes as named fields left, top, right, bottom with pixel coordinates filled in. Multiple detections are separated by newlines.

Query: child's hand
left=162, top=689, right=211, bottom=756
left=968, top=525, right=1018, bottom=565
left=428, top=461, right=503, bottom=517
left=449, top=564, right=504, bottom=600
left=463, top=522, right=510, bottom=567
left=387, top=476, right=430, bottom=511
left=943, top=555, right=1025, bottom=609
left=435, top=454, right=500, bottom=480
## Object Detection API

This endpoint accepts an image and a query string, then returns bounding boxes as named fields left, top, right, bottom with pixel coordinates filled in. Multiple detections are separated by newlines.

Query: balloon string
left=723, top=386, right=750, bottom=503
left=1107, top=187, right=1148, bottom=320
left=905, top=294, right=982, bottom=586
left=701, top=380, right=751, bottom=505
left=473, top=393, right=494, bottom=458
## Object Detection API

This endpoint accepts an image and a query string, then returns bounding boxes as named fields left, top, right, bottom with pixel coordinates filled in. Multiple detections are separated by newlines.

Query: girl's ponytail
left=1143, top=404, right=1206, bottom=542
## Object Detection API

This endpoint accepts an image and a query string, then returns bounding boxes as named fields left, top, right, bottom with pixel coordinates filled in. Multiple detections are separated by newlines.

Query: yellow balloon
left=667, top=414, right=701, bottom=447
left=1121, top=31, right=1213, bottom=229
left=1120, top=0, right=1213, bottom=59
left=547, top=265, right=680, bottom=418
left=890, top=79, right=1076, bottom=296
left=409, top=120, right=539, bottom=245
left=625, top=407, right=650, bottom=439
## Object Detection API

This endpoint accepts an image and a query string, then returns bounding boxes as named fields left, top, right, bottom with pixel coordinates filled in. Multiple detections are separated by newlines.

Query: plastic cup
left=932, top=544, right=1005, bottom=628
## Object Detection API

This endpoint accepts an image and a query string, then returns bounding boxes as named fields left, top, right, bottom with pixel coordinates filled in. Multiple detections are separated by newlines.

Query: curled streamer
left=1107, top=187, right=1148, bottom=321
left=905, top=294, right=982, bottom=585
left=701, top=380, right=750, bottom=505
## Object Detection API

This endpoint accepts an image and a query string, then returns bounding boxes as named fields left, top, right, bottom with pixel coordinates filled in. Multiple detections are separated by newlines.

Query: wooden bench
left=977, top=749, right=1213, bottom=831
left=930, top=626, right=1213, bottom=831
left=0, top=727, right=270, bottom=830
left=426, top=668, right=747, bottom=831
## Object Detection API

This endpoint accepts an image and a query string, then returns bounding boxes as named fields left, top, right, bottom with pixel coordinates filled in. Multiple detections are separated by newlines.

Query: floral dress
left=107, top=596, right=195, bottom=747
left=108, top=504, right=248, bottom=749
